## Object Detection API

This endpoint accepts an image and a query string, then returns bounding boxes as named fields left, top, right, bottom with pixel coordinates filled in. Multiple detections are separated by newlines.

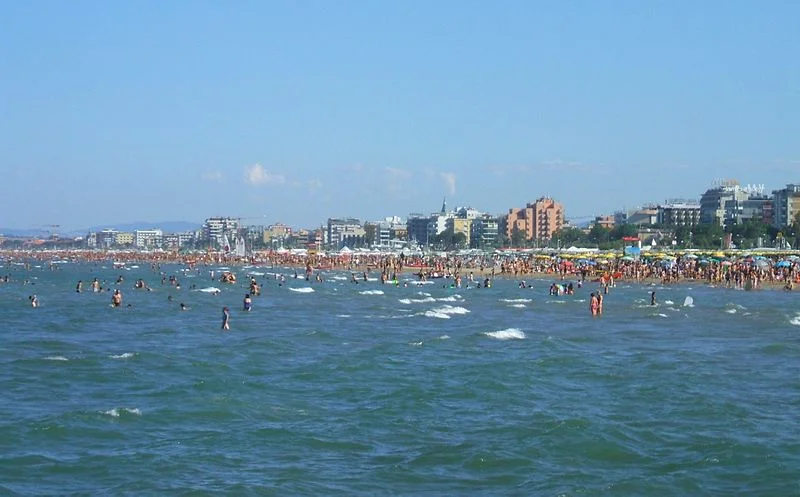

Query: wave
left=248, top=271, right=265, bottom=276
left=289, top=287, right=315, bottom=293
left=424, top=310, right=451, bottom=319
left=725, top=308, right=737, bottom=314
left=110, top=352, right=135, bottom=359
left=790, top=316, right=800, bottom=326
left=336, top=314, right=351, bottom=318
left=484, top=328, right=526, bottom=340
left=500, top=298, right=532, bottom=303
left=44, top=356, right=68, bottom=361
left=418, top=292, right=432, bottom=297
left=103, top=407, right=141, bottom=418
left=198, top=287, right=221, bottom=293
left=437, top=296, right=463, bottom=302
left=399, top=297, right=436, bottom=304
left=664, top=300, right=675, bottom=305
left=359, top=290, right=384, bottom=295
left=438, top=335, right=450, bottom=340
left=430, top=305, right=470, bottom=316
left=683, top=296, right=694, bottom=307
left=509, top=304, right=526, bottom=308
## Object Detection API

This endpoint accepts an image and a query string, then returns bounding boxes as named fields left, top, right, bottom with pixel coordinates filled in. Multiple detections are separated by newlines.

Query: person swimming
left=243, top=293, right=252, bottom=311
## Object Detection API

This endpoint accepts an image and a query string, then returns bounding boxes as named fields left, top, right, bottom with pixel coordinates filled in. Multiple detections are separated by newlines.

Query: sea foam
left=44, top=356, right=69, bottom=361
left=289, top=287, right=315, bottom=293
left=484, top=328, right=526, bottom=340
left=360, top=290, right=384, bottom=295
left=103, top=407, right=142, bottom=418
left=110, top=353, right=135, bottom=359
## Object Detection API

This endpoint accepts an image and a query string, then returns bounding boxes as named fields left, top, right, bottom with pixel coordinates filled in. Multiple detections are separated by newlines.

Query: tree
left=588, top=224, right=611, bottom=245
left=511, top=225, right=526, bottom=248
left=553, top=227, right=588, bottom=246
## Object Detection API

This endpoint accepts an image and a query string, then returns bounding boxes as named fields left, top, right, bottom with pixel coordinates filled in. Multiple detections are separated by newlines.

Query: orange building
left=506, top=197, right=565, bottom=244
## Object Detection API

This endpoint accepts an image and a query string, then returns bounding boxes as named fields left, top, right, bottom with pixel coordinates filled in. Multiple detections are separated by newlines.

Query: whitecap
left=500, top=298, right=532, bottom=303
left=657, top=313, right=669, bottom=318
left=664, top=300, right=675, bottom=305
left=248, top=271, right=265, bottom=276
left=44, top=356, right=69, bottom=361
left=437, top=296, right=462, bottom=302
left=484, top=328, right=526, bottom=340
left=198, top=287, right=221, bottom=293
left=430, top=305, right=470, bottom=316
left=509, top=304, right=526, bottom=308
left=683, top=296, right=694, bottom=307
left=725, top=308, right=737, bottom=314
left=359, top=290, right=384, bottom=295
left=790, top=316, right=800, bottom=326
left=336, top=314, right=351, bottom=318
left=289, top=287, right=315, bottom=293
left=438, top=335, right=450, bottom=340
left=417, top=292, right=432, bottom=297
left=424, top=311, right=451, bottom=319
left=410, top=341, right=423, bottom=347
left=110, top=352, right=135, bottom=359
left=399, top=297, right=436, bottom=304
left=103, top=407, right=142, bottom=418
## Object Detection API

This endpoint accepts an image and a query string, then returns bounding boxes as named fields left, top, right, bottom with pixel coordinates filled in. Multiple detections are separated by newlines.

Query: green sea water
left=1, top=261, right=799, bottom=495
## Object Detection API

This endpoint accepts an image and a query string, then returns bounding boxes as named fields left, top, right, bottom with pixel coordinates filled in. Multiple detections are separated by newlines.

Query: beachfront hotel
left=506, top=197, right=565, bottom=245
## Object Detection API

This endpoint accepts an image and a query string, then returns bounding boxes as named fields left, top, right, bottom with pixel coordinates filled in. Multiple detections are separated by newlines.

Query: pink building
left=506, top=197, right=565, bottom=243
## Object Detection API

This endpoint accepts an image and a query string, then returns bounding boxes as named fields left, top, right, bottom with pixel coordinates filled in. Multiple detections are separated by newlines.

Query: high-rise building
left=202, top=217, right=240, bottom=247
left=772, top=184, right=800, bottom=228
left=327, top=218, right=364, bottom=248
left=506, top=197, right=564, bottom=244
left=470, top=215, right=499, bottom=249
left=657, top=202, right=700, bottom=227
left=699, top=181, right=764, bottom=227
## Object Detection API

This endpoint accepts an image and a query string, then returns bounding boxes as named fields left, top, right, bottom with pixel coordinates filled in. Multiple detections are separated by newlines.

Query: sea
left=1, top=261, right=799, bottom=496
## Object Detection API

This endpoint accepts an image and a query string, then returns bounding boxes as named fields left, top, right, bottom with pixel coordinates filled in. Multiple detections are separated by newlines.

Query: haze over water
left=2, top=262, right=799, bottom=495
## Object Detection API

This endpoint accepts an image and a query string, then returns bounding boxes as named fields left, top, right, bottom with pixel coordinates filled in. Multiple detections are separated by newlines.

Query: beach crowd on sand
left=1, top=247, right=799, bottom=292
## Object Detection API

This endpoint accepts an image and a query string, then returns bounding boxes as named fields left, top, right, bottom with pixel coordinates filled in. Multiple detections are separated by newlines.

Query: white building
left=135, top=229, right=163, bottom=249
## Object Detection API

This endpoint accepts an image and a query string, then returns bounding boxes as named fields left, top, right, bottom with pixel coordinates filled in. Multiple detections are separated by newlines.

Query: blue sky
left=1, top=0, right=798, bottom=231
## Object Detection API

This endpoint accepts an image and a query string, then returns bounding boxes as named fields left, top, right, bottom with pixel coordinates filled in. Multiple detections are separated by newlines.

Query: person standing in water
left=221, top=307, right=230, bottom=330
left=76, top=280, right=82, bottom=293
left=111, top=289, right=122, bottom=307
left=243, top=294, right=252, bottom=312
left=650, top=291, right=656, bottom=306
left=590, top=292, right=599, bottom=316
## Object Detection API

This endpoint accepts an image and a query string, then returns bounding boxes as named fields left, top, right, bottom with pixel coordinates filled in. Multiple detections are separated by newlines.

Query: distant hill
left=1, top=221, right=202, bottom=238
left=86, top=221, right=202, bottom=234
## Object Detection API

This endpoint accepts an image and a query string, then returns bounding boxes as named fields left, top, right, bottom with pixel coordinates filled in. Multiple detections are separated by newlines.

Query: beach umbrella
left=775, top=260, right=792, bottom=268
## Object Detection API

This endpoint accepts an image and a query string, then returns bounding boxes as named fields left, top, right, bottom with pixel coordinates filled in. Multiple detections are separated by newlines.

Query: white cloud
left=245, top=163, right=285, bottom=186
left=201, top=171, right=223, bottom=182
left=440, top=172, right=457, bottom=196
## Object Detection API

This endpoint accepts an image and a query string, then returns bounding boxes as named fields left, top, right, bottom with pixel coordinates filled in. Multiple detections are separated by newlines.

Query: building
left=470, top=215, right=499, bottom=249
left=96, top=229, right=118, bottom=249
left=624, top=206, right=659, bottom=226
left=134, top=229, right=163, bottom=249
left=657, top=201, right=700, bottom=227
left=115, top=232, right=134, bottom=246
left=406, top=214, right=431, bottom=246
left=699, top=180, right=764, bottom=227
left=594, top=215, right=615, bottom=229
left=772, top=184, right=800, bottom=228
left=446, top=218, right=472, bottom=247
left=327, top=218, right=364, bottom=248
left=202, top=217, right=240, bottom=247
left=506, top=197, right=565, bottom=244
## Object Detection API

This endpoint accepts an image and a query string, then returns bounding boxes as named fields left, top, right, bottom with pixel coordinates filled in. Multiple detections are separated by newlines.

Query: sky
left=1, top=0, right=799, bottom=231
